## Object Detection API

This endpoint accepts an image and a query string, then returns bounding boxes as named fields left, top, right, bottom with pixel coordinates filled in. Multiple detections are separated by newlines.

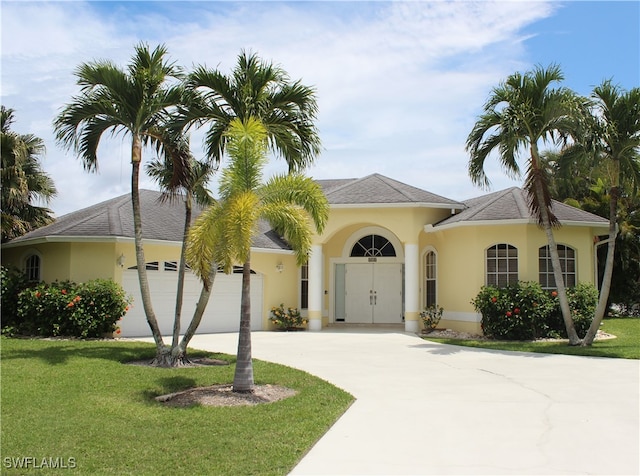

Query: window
left=300, top=263, right=309, bottom=310
left=163, top=261, right=191, bottom=272
left=486, top=244, right=518, bottom=287
left=539, top=245, right=576, bottom=289
left=25, top=254, right=41, bottom=282
left=425, top=251, right=437, bottom=308
left=350, top=235, right=396, bottom=257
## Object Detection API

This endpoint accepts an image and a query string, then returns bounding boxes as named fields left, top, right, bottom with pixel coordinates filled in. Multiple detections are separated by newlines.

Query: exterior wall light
left=117, top=254, right=126, bottom=268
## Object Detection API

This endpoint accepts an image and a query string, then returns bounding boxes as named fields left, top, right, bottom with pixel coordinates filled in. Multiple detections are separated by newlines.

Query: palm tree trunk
left=233, top=260, right=254, bottom=393
left=131, top=135, right=167, bottom=361
left=530, top=145, right=580, bottom=345
left=172, top=196, right=191, bottom=349
left=582, top=184, right=619, bottom=345
left=172, top=265, right=217, bottom=365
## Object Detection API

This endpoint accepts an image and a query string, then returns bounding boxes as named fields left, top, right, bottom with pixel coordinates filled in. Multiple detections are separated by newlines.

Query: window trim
left=423, top=248, right=437, bottom=308
left=299, top=262, right=309, bottom=311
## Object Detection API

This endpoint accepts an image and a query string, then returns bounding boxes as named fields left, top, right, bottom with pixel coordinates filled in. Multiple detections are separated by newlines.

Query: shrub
left=269, top=304, right=307, bottom=330
left=472, top=281, right=597, bottom=340
left=12, top=279, right=131, bottom=338
left=548, top=282, right=598, bottom=338
left=420, top=305, right=443, bottom=331
left=472, top=282, right=552, bottom=340
left=1, top=266, right=31, bottom=330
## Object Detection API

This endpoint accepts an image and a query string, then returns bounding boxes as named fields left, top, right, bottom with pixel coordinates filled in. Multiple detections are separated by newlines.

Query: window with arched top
left=486, top=244, right=518, bottom=287
left=539, top=245, right=576, bottom=289
left=425, top=250, right=437, bottom=307
left=350, top=235, right=396, bottom=257
left=25, top=254, right=41, bottom=282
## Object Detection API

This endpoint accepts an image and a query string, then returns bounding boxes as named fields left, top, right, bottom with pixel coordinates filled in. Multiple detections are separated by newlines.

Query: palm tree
left=54, top=43, right=188, bottom=361
left=146, top=134, right=218, bottom=364
left=466, top=64, right=587, bottom=345
left=1, top=106, right=56, bottom=242
left=186, top=117, right=328, bottom=392
left=176, top=50, right=321, bottom=172
left=575, top=81, right=640, bottom=345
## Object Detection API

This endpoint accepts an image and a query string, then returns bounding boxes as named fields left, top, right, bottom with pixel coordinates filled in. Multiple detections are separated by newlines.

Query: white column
left=308, top=244, right=323, bottom=331
left=404, top=243, right=420, bottom=332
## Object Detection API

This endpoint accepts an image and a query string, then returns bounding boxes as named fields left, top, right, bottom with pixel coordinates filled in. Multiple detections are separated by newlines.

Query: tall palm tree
left=177, top=50, right=321, bottom=173
left=1, top=106, right=56, bottom=242
left=466, top=64, right=587, bottom=345
left=186, top=117, right=328, bottom=392
left=575, top=81, right=640, bottom=345
left=146, top=134, right=218, bottom=364
left=54, top=43, right=188, bottom=361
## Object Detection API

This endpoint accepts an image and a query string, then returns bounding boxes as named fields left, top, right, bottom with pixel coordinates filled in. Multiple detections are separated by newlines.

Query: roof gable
left=319, top=173, right=463, bottom=207
left=434, top=187, right=608, bottom=228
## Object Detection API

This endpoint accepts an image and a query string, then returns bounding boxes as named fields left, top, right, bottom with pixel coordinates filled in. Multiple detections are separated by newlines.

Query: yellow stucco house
left=1, top=173, right=609, bottom=336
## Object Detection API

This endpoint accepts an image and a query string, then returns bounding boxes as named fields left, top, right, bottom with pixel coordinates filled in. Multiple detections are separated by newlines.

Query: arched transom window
left=350, top=234, right=396, bottom=257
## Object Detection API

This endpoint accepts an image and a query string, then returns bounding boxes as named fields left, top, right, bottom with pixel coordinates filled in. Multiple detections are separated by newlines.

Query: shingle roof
left=318, top=173, right=464, bottom=207
left=6, top=190, right=291, bottom=250
left=434, top=187, right=608, bottom=228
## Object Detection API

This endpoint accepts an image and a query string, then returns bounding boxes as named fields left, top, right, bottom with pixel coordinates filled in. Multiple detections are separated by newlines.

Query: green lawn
left=0, top=337, right=353, bottom=475
left=424, top=317, right=640, bottom=359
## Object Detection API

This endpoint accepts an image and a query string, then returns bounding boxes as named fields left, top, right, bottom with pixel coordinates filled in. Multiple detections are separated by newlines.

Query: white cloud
left=1, top=0, right=560, bottom=216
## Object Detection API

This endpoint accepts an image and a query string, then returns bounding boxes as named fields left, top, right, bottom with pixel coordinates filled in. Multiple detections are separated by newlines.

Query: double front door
left=344, top=263, right=403, bottom=324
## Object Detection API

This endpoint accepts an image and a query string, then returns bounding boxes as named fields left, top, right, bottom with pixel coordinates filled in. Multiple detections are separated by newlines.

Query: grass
left=0, top=337, right=354, bottom=475
left=424, top=317, right=640, bottom=359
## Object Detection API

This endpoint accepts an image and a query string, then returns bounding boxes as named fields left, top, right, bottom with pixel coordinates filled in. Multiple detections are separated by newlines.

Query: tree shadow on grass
left=0, top=338, right=224, bottom=366
left=142, top=375, right=200, bottom=402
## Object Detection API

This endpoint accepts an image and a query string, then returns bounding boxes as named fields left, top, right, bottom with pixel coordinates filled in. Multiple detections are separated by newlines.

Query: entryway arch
left=334, top=226, right=404, bottom=324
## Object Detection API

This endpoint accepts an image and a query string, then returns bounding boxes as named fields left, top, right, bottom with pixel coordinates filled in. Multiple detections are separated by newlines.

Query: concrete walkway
left=182, top=329, right=638, bottom=475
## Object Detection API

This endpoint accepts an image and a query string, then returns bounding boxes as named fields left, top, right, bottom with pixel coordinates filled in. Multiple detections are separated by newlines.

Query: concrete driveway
left=183, top=329, right=639, bottom=475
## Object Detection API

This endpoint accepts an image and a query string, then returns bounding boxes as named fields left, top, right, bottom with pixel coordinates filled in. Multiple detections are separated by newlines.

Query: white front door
left=345, top=263, right=402, bottom=324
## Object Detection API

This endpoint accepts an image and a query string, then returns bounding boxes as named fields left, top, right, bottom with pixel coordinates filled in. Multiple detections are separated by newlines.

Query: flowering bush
left=269, top=303, right=307, bottom=330
left=420, top=305, right=443, bottom=331
left=547, top=282, right=598, bottom=337
left=11, top=279, right=131, bottom=338
left=472, top=281, right=596, bottom=340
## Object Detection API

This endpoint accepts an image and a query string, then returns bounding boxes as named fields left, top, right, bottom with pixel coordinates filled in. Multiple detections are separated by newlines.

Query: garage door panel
left=121, top=269, right=263, bottom=337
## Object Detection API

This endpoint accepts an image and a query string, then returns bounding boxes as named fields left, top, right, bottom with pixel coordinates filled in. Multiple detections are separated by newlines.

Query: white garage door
left=120, top=262, right=264, bottom=337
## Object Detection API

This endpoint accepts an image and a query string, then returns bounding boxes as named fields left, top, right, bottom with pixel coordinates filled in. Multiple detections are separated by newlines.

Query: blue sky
left=1, top=1, right=638, bottom=216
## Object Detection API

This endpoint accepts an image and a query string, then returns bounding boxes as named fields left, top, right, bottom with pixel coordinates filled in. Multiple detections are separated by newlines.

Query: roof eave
left=426, top=219, right=609, bottom=233
left=331, top=202, right=464, bottom=210
left=3, top=235, right=293, bottom=252
left=3, top=236, right=180, bottom=248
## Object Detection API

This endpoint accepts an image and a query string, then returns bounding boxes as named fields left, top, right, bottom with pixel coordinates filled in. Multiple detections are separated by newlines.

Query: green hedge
left=472, top=282, right=597, bottom=340
left=2, top=267, right=131, bottom=338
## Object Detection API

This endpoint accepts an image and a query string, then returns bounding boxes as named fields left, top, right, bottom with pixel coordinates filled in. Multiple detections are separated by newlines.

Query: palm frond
left=260, top=173, right=329, bottom=234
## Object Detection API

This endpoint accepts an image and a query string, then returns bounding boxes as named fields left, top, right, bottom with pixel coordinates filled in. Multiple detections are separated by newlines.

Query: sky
left=1, top=0, right=639, bottom=217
